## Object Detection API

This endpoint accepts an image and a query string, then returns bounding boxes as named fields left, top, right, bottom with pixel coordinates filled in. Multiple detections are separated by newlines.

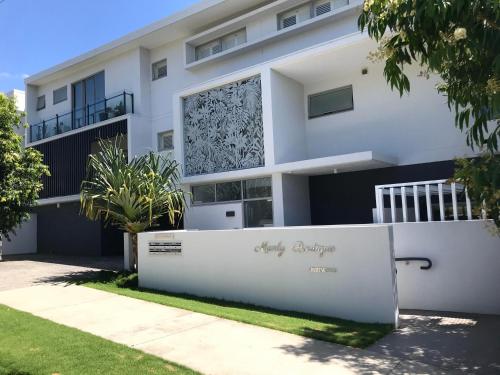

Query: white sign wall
left=138, top=225, right=399, bottom=325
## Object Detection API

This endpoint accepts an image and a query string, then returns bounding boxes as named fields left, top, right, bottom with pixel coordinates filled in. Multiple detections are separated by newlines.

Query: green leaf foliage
left=454, top=154, right=500, bottom=228
left=80, top=138, right=187, bottom=234
left=359, top=0, right=500, bottom=151
left=359, top=0, right=499, bottom=227
left=0, top=94, right=49, bottom=240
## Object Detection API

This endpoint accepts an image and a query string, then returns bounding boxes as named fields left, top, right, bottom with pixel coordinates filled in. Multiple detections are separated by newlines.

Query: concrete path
left=369, top=310, right=500, bottom=374
left=0, top=284, right=445, bottom=375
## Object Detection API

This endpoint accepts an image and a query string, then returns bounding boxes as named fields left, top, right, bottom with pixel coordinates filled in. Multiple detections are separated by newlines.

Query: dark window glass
left=72, top=81, right=85, bottom=128
left=36, top=95, right=45, bottom=111
left=152, top=59, right=167, bottom=80
left=308, top=85, right=353, bottom=119
left=53, top=86, right=67, bottom=104
left=158, top=131, right=173, bottom=152
left=244, top=199, right=273, bottom=227
left=72, top=71, right=105, bottom=125
left=243, top=177, right=272, bottom=199
left=192, top=185, right=215, bottom=204
left=216, top=181, right=241, bottom=202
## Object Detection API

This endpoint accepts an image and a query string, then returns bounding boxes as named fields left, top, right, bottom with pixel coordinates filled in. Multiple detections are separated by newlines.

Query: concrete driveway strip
left=0, top=285, right=446, bottom=375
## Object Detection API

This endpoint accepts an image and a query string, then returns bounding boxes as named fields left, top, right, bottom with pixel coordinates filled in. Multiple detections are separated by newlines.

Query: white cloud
left=0, top=72, right=29, bottom=80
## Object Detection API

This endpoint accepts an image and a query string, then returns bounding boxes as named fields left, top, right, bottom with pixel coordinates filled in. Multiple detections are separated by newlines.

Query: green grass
left=0, top=304, right=200, bottom=375
left=80, top=271, right=393, bottom=348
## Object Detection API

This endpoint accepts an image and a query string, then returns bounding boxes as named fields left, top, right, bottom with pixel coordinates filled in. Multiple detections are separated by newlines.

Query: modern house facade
left=22, top=0, right=477, bottom=255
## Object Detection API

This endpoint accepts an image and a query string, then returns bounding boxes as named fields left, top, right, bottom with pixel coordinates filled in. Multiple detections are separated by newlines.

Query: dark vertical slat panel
left=34, top=120, right=127, bottom=199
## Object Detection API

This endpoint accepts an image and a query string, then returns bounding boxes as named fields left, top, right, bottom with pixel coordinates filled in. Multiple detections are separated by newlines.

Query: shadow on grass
left=38, top=269, right=393, bottom=348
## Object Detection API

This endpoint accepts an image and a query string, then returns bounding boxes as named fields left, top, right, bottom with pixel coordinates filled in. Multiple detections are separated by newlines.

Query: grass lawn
left=81, top=271, right=393, bottom=348
left=0, top=304, right=200, bottom=375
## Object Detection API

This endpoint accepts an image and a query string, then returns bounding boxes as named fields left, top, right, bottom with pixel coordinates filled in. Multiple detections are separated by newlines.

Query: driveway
left=369, top=310, right=500, bottom=374
left=0, top=254, right=123, bottom=291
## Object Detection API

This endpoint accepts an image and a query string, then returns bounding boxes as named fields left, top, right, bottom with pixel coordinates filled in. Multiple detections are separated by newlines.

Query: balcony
left=30, top=91, right=134, bottom=143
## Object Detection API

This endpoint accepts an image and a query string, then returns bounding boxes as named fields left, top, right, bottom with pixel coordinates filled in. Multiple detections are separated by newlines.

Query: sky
left=0, top=0, right=199, bottom=92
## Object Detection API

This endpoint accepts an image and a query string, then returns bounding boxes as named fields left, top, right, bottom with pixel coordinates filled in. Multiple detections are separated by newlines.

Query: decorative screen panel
left=183, top=75, right=264, bottom=176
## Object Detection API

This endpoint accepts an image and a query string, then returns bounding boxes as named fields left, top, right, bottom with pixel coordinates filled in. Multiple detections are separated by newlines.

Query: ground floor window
left=191, top=177, right=273, bottom=227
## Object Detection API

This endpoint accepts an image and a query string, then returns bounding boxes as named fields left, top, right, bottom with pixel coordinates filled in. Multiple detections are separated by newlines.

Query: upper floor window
left=53, top=86, right=67, bottom=105
left=152, top=59, right=167, bottom=81
left=278, top=0, right=349, bottom=30
left=72, top=71, right=105, bottom=127
left=195, top=29, right=246, bottom=61
left=36, top=95, right=45, bottom=111
left=158, top=130, right=174, bottom=152
left=308, top=85, right=353, bottom=119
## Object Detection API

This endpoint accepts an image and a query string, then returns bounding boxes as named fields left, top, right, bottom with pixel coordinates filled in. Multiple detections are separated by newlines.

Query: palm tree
left=80, top=137, right=186, bottom=271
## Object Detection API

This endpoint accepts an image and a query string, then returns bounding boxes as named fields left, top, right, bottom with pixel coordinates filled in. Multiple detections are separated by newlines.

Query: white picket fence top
left=374, top=179, right=474, bottom=224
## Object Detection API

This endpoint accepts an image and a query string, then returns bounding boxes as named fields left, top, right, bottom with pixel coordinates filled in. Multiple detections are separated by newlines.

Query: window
left=314, top=0, right=331, bottom=16
left=72, top=71, right=105, bottom=127
left=195, top=29, right=246, bottom=61
left=243, top=177, right=272, bottom=199
left=192, top=184, right=215, bottom=204
left=152, top=59, right=167, bottom=80
left=278, top=4, right=310, bottom=29
left=191, top=177, right=273, bottom=228
left=308, top=85, right=353, bottom=119
left=158, top=131, right=174, bottom=152
left=36, top=95, right=45, bottom=111
left=278, top=1, right=349, bottom=30
left=53, top=86, right=67, bottom=105
left=216, top=181, right=241, bottom=202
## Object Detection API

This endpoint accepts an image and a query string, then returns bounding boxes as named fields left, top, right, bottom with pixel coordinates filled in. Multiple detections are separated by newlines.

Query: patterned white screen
left=183, top=75, right=264, bottom=176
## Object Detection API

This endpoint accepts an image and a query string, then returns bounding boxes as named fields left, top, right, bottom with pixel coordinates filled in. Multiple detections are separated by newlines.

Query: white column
left=260, top=67, right=276, bottom=167
left=271, top=173, right=285, bottom=227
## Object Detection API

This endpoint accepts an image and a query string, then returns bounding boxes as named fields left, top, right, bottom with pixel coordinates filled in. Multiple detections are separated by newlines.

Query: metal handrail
left=395, top=257, right=433, bottom=270
left=30, top=91, right=134, bottom=142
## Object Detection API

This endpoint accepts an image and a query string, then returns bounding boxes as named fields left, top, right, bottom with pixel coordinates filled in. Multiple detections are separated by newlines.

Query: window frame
left=191, top=177, right=272, bottom=206
left=157, top=130, right=174, bottom=152
left=152, top=59, right=168, bottom=81
left=307, top=84, right=354, bottom=119
left=53, top=86, right=68, bottom=105
left=36, top=95, right=46, bottom=111
left=194, top=28, right=247, bottom=62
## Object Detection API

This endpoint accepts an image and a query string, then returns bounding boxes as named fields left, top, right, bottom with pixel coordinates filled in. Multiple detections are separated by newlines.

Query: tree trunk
left=0, top=235, right=3, bottom=262
left=130, top=233, right=138, bottom=272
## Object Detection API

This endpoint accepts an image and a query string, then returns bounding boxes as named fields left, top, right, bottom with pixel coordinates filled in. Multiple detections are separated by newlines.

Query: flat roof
left=26, top=0, right=270, bottom=86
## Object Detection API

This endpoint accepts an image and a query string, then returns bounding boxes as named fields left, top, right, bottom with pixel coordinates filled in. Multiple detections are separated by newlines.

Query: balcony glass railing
left=30, top=91, right=134, bottom=142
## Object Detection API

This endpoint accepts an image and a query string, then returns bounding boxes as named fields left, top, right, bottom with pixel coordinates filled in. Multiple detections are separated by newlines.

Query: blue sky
left=0, top=0, right=199, bottom=92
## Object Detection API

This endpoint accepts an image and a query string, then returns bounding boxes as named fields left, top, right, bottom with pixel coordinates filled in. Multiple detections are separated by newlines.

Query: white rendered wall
left=138, top=225, right=398, bottom=324
left=270, top=70, right=307, bottom=164
left=1, top=215, right=37, bottom=255
left=393, top=221, right=500, bottom=315
left=184, top=202, right=244, bottom=230
left=282, top=174, right=311, bottom=226
left=303, top=61, right=473, bottom=166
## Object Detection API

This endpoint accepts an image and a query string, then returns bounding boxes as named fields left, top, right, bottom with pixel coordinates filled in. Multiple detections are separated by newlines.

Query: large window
left=195, top=29, right=247, bottom=61
left=72, top=71, right=105, bottom=128
left=308, top=85, right=353, bottom=119
left=191, top=177, right=273, bottom=228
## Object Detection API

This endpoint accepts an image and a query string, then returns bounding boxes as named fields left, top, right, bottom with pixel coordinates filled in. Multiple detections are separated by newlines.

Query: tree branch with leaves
left=0, top=94, right=49, bottom=258
left=359, top=0, right=499, bottom=226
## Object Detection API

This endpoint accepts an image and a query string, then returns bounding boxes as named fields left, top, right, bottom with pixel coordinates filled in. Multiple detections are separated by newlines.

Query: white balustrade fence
left=375, top=179, right=477, bottom=224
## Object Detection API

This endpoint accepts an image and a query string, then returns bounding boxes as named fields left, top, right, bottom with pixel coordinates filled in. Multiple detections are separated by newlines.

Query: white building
left=23, top=0, right=476, bottom=255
